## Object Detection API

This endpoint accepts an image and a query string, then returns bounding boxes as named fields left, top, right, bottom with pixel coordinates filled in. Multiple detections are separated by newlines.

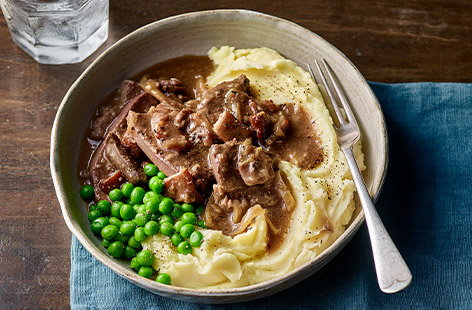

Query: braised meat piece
left=105, top=134, right=146, bottom=184
left=121, top=131, right=143, bottom=159
left=195, top=75, right=289, bottom=146
left=187, top=111, right=219, bottom=146
left=102, top=90, right=160, bottom=150
left=89, top=134, right=146, bottom=201
left=174, top=108, right=193, bottom=129
left=249, top=99, right=289, bottom=146
left=213, top=110, right=252, bottom=142
left=89, top=80, right=143, bottom=140
left=150, top=104, right=190, bottom=152
left=237, top=143, right=274, bottom=186
left=249, top=111, right=270, bottom=141
left=198, top=74, right=250, bottom=123
left=99, top=170, right=124, bottom=194
left=207, top=141, right=243, bottom=192
left=204, top=140, right=293, bottom=243
left=208, top=140, right=274, bottom=188
left=225, top=88, right=252, bottom=123
left=163, top=168, right=203, bottom=203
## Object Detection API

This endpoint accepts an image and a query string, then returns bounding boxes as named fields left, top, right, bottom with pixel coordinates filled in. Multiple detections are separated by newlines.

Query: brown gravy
left=270, top=104, right=324, bottom=169
left=79, top=55, right=324, bottom=253
left=134, top=55, right=214, bottom=99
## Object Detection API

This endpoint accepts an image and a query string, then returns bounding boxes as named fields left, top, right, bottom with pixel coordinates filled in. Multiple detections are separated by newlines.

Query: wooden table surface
left=0, top=0, right=470, bottom=308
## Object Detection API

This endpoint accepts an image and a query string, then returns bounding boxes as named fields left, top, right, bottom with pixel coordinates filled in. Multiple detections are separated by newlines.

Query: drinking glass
left=0, top=0, right=109, bottom=64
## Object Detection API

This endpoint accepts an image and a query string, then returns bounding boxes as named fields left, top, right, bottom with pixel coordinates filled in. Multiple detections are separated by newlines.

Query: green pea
left=160, top=222, right=174, bottom=236
left=136, top=250, right=154, bottom=266
left=126, top=198, right=135, bottom=206
left=101, top=225, right=118, bottom=240
left=180, top=224, right=195, bottom=238
left=130, top=187, right=146, bottom=204
left=171, top=204, right=184, bottom=219
left=134, top=227, right=147, bottom=242
left=159, top=215, right=173, bottom=225
left=156, top=273, right=171, bottom=285
left=107, top=241, right=125, bottom=258
left=124, top=246, right=137, bottom=260
left=174, top=221, right=184, bottom=232
left=109, top=188, right=124, bottom=202
left=80, top=185, right=94, bottom=200
left=138, top=266, right=154, bottom=278
left=157, top=171, right=167, bottom=179
left=159, top=198, right=173, bottom=214
left=144, top=221, right=159, bottom=236
left=90, top=217, right=109, bottom=235
left=88, top=209, right=102, bottom=223
left=94, top=216, right=109, bottom=227
left=144, top=164, right=158, bottom=176
left=121, top=183, right=135, bottom=198
left=110, top=201, right=124, bottom=218
left=88, top=204, right=97, bottom=211
left=114, top=232, right=129, bottom=243
left=120, top=204, right=136, bottom=220
left=181, top=212, right=197, bottom=225
left=108, top=217, right=122, bottom=228
left=195, top=206, right=205, bottom=215
left=130, top=257, right=141, bottom=271
left=149, top=176, right=164, bottom=193
left=133, top=204, right=140, bottom=212
left=145, top=198, right=160, bottom=213
left=101, top=239, right=112, bottom=248
left=120, top=221, right=137, bottom=236
left=196, top=220, right=207, bottom=228
left=137, top=205, right=147, bottom=213
left=170, top=233, right=183, bottom=247
left=143, top=191, right=159, bottom=204
left=97, top=200, right=111, bottom=215
left=128, top=236, right=141, bottom=249
left=90, top=221, right=104, bottom=235
left=181, top=203, right=194, bottom=212
left=135, top=212, right=150, bottom=227
left=189, top=231, right=204, bottom=247
left=176, top=241, right=192, bottom=255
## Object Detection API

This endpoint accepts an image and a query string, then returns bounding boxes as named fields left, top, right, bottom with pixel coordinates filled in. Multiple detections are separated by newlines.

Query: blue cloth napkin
left=71, top=82, right=472, bottom=309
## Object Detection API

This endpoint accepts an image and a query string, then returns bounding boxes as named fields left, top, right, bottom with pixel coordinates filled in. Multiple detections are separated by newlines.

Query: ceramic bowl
left=51, top=9, right=388, bottom=303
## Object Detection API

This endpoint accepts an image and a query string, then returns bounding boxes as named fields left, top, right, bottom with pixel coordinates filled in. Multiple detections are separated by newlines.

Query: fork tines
left=308, top=59, right=358, bottom=128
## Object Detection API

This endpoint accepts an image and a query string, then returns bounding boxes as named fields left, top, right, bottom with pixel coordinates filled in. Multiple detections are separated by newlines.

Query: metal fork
left=308, top=59, right=412, bottom=293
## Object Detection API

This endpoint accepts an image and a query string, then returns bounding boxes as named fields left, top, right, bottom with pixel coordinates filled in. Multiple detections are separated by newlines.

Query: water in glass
left=0, top=0, right=109, bottom=64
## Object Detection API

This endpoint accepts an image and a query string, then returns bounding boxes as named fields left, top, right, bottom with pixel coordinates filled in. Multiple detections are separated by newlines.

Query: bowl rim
left=50, top=9, right=388, bottom=297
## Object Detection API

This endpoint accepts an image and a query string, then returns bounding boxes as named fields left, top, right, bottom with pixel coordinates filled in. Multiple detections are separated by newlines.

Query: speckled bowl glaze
left=51, top=9, right=388, bottom=304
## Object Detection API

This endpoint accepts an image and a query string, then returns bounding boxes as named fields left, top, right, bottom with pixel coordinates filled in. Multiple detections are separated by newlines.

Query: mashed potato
left=142, top=46, right=365, bottom=289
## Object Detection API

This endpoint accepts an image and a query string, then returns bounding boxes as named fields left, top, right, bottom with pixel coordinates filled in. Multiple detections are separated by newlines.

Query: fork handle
left=343, top=147, right=412, bottom=293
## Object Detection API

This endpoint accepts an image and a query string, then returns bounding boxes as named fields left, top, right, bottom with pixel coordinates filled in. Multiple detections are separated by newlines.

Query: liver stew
left=80, top=55, right=323, bottom=250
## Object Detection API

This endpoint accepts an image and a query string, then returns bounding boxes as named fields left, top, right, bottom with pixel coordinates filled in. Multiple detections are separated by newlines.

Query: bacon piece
left=213, top=110, right=253, bottom=142
left=164, top=169, right=203, bottom=203
left=99, top=170, right=124, bottom=194
left=150, top=104, right=190, bottom=152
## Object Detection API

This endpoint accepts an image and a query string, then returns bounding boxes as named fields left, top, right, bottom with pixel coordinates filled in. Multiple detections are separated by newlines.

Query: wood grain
left=0, top=0, right=470, bottom=308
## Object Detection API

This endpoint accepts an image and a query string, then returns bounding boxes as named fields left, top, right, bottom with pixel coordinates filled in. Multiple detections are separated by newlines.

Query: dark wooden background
left=0, top=0, right=470, bottom=308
